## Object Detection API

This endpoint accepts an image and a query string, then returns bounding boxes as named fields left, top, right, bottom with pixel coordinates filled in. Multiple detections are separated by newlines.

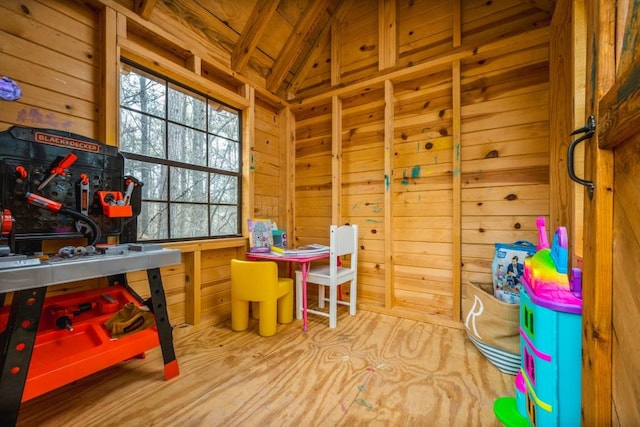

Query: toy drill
left=48, top=302, right=96, bottom=332
left=47, top=294, right=119, bottom=331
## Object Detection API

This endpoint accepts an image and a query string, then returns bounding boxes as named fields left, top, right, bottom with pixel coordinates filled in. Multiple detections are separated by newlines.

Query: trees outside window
left=119, top=62, right=241, bottom=241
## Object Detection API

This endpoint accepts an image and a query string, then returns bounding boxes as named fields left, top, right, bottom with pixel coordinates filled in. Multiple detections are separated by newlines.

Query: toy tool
left=48, top=302, right=96, bottom=332
left=37, top=153, right=77, bottom=190
left=25, top=192, right=102, bottom=246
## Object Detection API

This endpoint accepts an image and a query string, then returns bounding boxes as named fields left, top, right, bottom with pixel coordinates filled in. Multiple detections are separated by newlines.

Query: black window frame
left=118, top=59, right=243, bottom=242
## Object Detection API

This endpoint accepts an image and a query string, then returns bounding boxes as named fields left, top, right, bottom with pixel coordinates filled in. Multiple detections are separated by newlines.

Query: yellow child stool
left=231, top=259, right=293, bottom=337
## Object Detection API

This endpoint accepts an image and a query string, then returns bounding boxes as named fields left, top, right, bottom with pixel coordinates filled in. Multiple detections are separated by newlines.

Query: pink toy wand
left=536, top=216, right=550, bottom=251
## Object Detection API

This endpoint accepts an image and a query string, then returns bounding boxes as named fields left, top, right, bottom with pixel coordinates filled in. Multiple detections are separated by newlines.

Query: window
left=119, top=61, right=241, bottom=241
left=523, top=305, right=534, bottom=336
left=524, top=347, right=535, bottom=384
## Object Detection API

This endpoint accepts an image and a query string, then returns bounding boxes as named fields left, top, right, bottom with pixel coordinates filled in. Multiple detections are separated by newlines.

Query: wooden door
left=582, top=0, right=640, bottom=424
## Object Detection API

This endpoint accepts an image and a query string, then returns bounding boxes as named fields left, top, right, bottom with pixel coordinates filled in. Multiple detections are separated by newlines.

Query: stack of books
left=269, top=244, right=329, bottom=257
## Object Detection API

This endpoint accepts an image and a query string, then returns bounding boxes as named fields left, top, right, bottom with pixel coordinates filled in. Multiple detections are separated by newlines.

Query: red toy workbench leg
left=146, top=268, right=179, bottom=379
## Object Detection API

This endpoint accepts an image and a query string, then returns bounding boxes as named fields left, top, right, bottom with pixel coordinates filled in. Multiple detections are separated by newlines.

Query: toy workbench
left=0, top=127, right=181, bottom=427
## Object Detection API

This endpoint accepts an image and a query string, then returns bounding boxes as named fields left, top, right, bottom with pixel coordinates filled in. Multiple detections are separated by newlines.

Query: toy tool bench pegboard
left=0, top=125, right=142, bottom=254
left=0, top=127, right=180, bottom=427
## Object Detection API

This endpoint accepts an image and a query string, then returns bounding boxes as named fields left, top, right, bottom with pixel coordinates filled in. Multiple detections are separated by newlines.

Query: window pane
left=210, top=205, right=238, bottom=236
left=171, top=203, right=208, bottom=238
left=120, top=110, right=166, bottom=158
left=138, top=201, right=168, bottom=240
left=168, top=84, right=206, bottom=130
left=119, top=62, right=241, bottom=242
left=171, top=166, right=208, bottom=202
left=210, top=173, right=238, bottom=204
left=168, top=124, right=206, bottom=166
left=124, top=159, right=168, bottom=201
left=208, top=136, right=239, bottom=172
left=208, top=101, right=239, bottom=140
left=120, top=65, right=165, bottom=117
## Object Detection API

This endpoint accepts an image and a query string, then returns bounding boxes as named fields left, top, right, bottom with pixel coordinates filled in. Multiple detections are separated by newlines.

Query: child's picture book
left=248, top=219, right=274, bottom=253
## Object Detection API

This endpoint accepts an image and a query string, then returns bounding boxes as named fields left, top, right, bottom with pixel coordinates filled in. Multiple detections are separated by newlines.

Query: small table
left=245, top=251, right=329, bottom=331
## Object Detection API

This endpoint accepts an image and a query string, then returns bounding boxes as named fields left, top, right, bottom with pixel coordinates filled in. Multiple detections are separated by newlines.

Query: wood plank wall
left=294, top=0, right=551, bottom=327
left=253, top=97, right=284, bottom=221
left=1, top=0, right=555, bottom=331
left=0, top=0, right=262, bottom=329
left=0, top=0, right=99, bottom=135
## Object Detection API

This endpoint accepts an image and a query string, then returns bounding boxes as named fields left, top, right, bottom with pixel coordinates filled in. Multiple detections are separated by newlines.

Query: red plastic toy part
left=15, top=165, right=27, bottom=179
left=24, top=192, right=62, bottom=212
left=37, top=153, right=77, bottom=190
left=1, top=209, right=12, bottom=236
left=97, top=191, right=133, bottom=217
left=0, top=286, right=162, bottom=402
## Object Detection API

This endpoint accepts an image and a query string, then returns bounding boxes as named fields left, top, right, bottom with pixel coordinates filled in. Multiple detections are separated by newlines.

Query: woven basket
left=462, top=281, right=520, bottom=375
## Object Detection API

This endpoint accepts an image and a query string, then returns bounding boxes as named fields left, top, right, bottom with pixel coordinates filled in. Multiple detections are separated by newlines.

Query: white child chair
left=295, top=224, right=358, bottom=328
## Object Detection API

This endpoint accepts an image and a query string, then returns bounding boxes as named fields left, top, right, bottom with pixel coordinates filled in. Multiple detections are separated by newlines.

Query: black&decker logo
left=34, top=132, right=100, bottom=153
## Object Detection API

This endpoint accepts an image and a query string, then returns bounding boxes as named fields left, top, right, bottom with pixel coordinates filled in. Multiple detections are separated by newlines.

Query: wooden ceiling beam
left=231, top=0, right=280, bottom=73
left=292, top=26, right=550, bottom=106
left=285, top=0, right=352, bottom=98
left=90, top=0, right=288, bottom=107
left=519, top=0, right=555, bottom=13
left=284, top=21, right=332, bottom=98
left=134, top=0, right=157, bottom=20
left=266, top=0, right=335, bottom=93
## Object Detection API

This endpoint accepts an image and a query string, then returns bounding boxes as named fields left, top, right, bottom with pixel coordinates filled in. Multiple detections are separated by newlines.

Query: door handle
left=567, top=115, right=595, bottom=199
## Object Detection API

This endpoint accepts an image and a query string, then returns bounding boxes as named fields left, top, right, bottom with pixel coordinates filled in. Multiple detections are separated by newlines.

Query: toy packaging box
left=247, top=219, right=274, bottom=253
left=492, top=241, right=536, bottom=304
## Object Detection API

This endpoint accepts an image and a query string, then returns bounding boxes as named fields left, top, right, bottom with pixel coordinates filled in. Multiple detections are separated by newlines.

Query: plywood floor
left=17, top=310, right=513, bottom=426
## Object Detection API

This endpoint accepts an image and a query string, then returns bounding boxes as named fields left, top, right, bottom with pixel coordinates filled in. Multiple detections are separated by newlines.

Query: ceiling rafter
left=266, top=0, right=338, bottom=93
left=519, top=0, right=555, bottom=13
left=231, top=0, right=280, bottom=73
left=285, top=0, right=353, bottom=98
left=134, top=0, right=157, bottom=20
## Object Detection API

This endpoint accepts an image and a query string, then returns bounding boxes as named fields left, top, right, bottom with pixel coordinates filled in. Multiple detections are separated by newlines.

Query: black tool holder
left=0, top=126, right=142, bottom=254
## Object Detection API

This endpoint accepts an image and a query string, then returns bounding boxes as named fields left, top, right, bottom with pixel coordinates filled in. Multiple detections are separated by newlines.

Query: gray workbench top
left=0, top=244, right=181, bottom=293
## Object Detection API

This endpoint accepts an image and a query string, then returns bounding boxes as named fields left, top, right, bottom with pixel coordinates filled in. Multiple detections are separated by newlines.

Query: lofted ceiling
left=121, top=0, right=556, bottom=102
